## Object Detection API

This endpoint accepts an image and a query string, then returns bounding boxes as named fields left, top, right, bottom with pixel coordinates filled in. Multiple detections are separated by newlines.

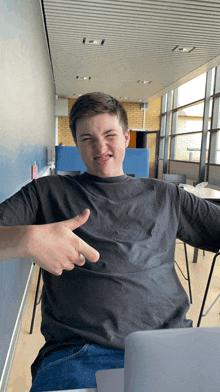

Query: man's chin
left=88, top=168, right=124, bottom=178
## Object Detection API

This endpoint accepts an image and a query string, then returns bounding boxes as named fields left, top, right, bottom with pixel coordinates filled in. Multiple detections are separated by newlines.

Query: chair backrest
left=164, top=173, right=186, bottom=186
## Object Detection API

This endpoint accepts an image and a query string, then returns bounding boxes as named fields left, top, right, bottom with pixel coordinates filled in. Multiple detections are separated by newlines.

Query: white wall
left=0, top=0, right=55, bottom=199
left=0, top=0, right=55, bottom=389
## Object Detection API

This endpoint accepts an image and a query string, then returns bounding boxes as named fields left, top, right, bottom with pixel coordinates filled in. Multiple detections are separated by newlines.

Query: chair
left=164, top=173, right=193, bottom=304
left=57, top=170, right=81, bottom=176
left=197, top=252, right=220, bottom=327
left=29, top=266, right=42, bottom=334
left=164, top=173, right=187, bottom=186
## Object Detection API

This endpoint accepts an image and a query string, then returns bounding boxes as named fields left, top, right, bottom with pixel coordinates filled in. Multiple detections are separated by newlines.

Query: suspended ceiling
left=42, top=0, right=220, bottom=102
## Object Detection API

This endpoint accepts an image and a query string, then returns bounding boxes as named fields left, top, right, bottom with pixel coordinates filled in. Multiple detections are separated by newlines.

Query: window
left=177, top=73, right=206, bottom=107
left=176, top=102, right=204, bottom=135
left=174, top=133, right=203, bottom=162
left=160, top=65, right=220, bottom=182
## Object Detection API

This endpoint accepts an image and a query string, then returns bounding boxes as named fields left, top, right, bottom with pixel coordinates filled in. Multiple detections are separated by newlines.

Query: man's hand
left=21, top=209, right=100, bottom=276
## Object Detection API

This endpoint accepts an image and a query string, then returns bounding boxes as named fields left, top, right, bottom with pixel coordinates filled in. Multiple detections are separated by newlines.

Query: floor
left=6, top=243, right=220, bottom=392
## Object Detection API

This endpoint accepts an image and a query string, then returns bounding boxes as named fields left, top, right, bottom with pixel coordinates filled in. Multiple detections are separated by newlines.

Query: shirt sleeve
left=0, top=181, right=39, bottom=226
left=176, top=187, right=220, bottom=253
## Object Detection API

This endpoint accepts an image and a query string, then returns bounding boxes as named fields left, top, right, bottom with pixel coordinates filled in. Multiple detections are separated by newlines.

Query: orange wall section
left=129, top=131, right=137, bottom=148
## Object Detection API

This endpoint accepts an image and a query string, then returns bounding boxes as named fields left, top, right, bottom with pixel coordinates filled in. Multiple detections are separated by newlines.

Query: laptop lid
left=124, top=327, right=220, bottom=392
left=96, top=368, right=124, bottom=392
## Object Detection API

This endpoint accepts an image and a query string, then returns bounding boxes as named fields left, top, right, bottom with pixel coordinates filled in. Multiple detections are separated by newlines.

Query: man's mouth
left=94, top=154, right=113, bottom=164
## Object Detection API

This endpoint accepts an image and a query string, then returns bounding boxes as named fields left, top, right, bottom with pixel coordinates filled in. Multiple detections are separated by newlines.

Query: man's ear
left=125, top=129, right=130, bottom=148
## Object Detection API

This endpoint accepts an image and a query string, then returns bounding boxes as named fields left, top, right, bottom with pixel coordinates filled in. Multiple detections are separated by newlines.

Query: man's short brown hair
left=69, top=92, right=129, bottom=143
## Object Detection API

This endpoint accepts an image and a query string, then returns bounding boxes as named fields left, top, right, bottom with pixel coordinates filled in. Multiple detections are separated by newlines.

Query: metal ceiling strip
left=44, top=8, right=220, bottom=23
left=47, top=24, right=220, bottom=39
left=44, top=12, right=220, bottom=28
left=44, top=0, right=220, bottom=14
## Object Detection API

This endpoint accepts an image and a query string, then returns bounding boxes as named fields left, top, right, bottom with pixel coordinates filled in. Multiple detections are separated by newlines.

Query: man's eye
left=106, top=134, right=116, bottom=137
left=82, top=137, right=92, bottom=141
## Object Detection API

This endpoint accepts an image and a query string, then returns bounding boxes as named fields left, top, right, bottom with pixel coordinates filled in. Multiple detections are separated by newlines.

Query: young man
left=0, top=92, right=220, bottom=391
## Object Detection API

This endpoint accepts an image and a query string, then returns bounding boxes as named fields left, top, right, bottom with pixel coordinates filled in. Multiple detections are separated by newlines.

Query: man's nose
left=94, top=139, right=107, bottom=155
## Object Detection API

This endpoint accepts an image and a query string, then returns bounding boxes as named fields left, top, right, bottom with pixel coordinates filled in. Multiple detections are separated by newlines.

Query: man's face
left=76, top=113, right=130, bottom=178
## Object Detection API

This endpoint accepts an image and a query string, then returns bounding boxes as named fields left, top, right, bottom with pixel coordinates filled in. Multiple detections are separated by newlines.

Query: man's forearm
left=0, top=210, right=100, bottom=275
left=0, top=226, right=28, bottom=262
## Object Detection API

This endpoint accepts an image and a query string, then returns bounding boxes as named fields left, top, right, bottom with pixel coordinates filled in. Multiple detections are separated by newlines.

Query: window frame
left=160, top=65, right=220, bottom=183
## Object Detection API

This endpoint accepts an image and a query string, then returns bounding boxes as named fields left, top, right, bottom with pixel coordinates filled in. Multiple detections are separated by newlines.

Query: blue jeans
left=30, top=344, right=125, bottom=391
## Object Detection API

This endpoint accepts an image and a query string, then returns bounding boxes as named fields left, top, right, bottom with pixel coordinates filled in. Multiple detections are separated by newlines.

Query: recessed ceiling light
left=119, top=96, right=130, bottom=100
left=76, top=76, right=91, bottom=80
left=137, top=80, right=151, bottom=84
left=83, top=38, right=105, bottom=46
left=172, top=45, right=196, bottom=53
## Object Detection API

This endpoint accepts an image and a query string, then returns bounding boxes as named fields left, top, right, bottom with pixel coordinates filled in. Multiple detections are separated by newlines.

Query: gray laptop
left=96, top=327, right=220, bottom=392
left=124, top=327, right=220, bottom=392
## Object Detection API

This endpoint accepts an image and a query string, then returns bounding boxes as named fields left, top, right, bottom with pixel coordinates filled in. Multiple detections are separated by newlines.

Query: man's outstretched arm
left=0, top=209, right=100, bottom=276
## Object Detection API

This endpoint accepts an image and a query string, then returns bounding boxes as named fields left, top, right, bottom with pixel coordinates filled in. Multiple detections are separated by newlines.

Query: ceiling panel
left=42, top=0, right=220, bottom=102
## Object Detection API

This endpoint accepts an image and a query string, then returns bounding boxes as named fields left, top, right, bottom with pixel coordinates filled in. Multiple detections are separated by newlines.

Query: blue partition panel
left=55, top=146, right=87, bottom=174
left=123, top=148, right=149, bottom=178
left=55, top=146, right=149, bottom=178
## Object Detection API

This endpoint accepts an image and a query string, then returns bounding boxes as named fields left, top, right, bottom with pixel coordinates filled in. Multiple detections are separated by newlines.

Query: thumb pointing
left=63, top=209, right=90, bottom=231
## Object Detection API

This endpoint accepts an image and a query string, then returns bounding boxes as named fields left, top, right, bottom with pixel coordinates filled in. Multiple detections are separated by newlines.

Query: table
left=181, top=185, right=220, bottom=263
left=181, top=185, right=220, bottom=201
